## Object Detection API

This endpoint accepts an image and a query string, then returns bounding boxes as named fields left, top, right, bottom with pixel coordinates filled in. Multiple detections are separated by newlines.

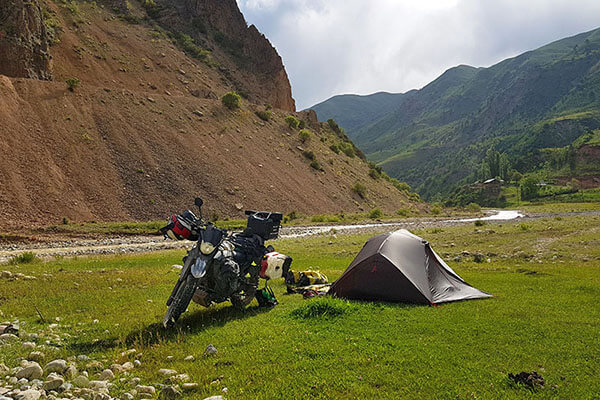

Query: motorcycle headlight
left=200, top=241, right=216, bottom=255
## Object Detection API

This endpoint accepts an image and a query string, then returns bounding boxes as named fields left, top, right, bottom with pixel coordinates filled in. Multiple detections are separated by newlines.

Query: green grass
left=1, top=215, right=599, bottom=398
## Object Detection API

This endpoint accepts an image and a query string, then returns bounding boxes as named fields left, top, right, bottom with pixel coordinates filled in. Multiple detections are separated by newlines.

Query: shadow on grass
left=67, top=304, right=274, bottom=353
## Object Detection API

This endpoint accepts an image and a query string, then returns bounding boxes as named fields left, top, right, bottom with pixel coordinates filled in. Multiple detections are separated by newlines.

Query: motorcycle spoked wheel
left=163, top=274, right=198, bottom=328
left=230, top=275, right=259, bottom=309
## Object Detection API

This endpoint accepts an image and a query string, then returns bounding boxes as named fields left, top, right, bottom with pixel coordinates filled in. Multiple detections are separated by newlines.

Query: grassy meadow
left=1, top=214, right=599, bottom=399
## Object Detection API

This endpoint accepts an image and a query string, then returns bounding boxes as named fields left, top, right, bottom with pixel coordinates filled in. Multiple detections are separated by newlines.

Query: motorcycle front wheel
left=163, top=274, right=198, bottom=328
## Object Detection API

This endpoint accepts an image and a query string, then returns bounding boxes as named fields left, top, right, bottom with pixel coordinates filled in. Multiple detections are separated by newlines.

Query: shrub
left=431, top=206, right=442, bottom=215
left=474, top=220, right=486, bottom=227
left=285, top=115, right=299, bottom=129
left=339, top=142, right=355, bottom=158
left=287, top=210, right=299, bottom=221
left=352, top=182, right=367, bottom=198
left=396, top=208, right=411, bottom=217
left=255, top=109, right=272, bottom=121
left=221, top=91, right=241, bottom=110
left=298, top=120, right=306, bottom=129
left=302, top=150, right=316, bottom=161
left=311, top=215, right=325, bottom=223
left=466, top=202, right=481, bottom=212
left=299, top=129, right=311, bottom=143
left=9, top=252, right=38, bottom=265
left=310, top=160, right=323, bottom=171
left=369, top=168, right=380, bottom=179
left=329, top=144, right=340, bottom=154
left=368, top=208, right=383, bottom=219
left=389, top=178, right=411, bottom=192
left=175, top=32, right=211, bottom=63
left=327, top=118, right=342, bottom=136
left=65, top=77, right=80, bottom=91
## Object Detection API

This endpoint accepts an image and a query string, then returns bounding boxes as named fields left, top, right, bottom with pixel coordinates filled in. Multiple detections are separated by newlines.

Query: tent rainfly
left=329, top=230, right=492, bottom=304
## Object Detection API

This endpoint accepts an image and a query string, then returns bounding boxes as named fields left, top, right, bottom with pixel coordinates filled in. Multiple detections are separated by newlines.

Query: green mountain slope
left=311, top=28, right=600, bottom=199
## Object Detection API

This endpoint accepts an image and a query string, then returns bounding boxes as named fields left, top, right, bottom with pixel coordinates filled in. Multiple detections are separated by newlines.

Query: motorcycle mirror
left=266, top=245, right=275, bottom=253
left=194, top=197, right=203, bottom=208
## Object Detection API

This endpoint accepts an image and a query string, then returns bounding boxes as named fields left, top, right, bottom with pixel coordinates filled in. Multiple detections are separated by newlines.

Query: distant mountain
left=311, top=28, right=600, bottom=198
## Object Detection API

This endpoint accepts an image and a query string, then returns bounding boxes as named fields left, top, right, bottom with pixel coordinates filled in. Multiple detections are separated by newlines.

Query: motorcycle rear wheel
left=163, top=274, right=197, bottom=328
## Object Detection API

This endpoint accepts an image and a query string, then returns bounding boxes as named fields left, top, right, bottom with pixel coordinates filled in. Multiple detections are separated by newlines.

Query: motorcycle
left=160, top=198, right=292, bottom=328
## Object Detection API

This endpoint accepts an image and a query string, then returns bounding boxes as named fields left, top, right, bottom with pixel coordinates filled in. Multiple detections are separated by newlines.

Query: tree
left=520, top=176, right=539, bottom=200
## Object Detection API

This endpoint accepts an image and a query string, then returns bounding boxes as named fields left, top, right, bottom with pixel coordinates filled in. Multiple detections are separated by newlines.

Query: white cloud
left=238, top=0, right=600, bottom=109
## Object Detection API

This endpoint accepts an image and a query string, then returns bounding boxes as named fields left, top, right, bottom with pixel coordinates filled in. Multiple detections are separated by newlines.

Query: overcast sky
left=236, top=0, right=600, bottom=110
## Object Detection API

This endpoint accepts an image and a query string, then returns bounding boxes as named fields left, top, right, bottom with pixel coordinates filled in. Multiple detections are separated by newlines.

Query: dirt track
left=4, top=209, right=599, bottom=264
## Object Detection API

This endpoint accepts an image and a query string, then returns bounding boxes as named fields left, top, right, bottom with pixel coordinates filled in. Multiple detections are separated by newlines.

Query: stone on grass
left=14, top=389, right=42, bottom=400
left=184, top=355, right=194, bottom=362
left=22, top=342, right=36, bottom=351
left=87, top=361, right=104, bottom=371
left=159, top=385, right=182, bottom=399
left=157, top=369, right=177, bottom=377
left=99, top=369, right=115, bottom=381
left=27, top=352, right=44, bottom=362
left=64, top=364, right=78, bottom=380
left=45, top=359, right=67, bottom=374
left=135, top=385, right=156, bottom=396
left=0, top=333, right=19, bottom=343
left=181, top=383, right=199, bottom=391
left=88, top=380, right=109, bottom=390
left=16, top=362, right=43, bottom=380
left=202, top=396, right=224, bottom=400
left=133, top=360, right=141, bottom=367
left=121, top=393, right=134, bottom=400
left=121, top=362, right=134, bottom=371
left=203, top=344, right=217, bottom=357
left=0, top=363, right=9, bottom=376
left=43, top=373, right=64, bottom=391
left=73, top=375, right=90, bottom=388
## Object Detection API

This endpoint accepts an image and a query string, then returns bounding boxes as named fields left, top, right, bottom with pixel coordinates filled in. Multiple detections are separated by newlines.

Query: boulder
left=73, top=375, right=90, bottom=388
left=14, top=389, right=42, bottom=400
left=159, top=385, right=182, bottom=399
left=43, top=373, right=64, bottom=391
left=45, top=359, right=67, bottom=374
left=135, top=385, right=156, bottom=396
left=99, top=369, right=115, bottom=381
left=157, top=369, right=177, bottom=377
left=16, top=362, right=43, bottom=380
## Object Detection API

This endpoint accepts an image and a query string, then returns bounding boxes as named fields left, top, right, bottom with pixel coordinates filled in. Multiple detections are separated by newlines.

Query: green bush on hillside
left=368, top=208, right=383, bottom=219
left=65, top=77, right=80, bottom=91
left=222, top=91, right=241, bottom=110
left=285, top=115, right=300, bottom=129
left=299, top=129, right=311, bottom=143
left=352, top=182, right=367, bottom=198
left=255, top=109, right=272, bottom=121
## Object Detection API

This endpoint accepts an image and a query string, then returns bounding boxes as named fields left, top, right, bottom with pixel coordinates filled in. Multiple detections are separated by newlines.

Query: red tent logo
left=371, top=265, right=378, bottom=273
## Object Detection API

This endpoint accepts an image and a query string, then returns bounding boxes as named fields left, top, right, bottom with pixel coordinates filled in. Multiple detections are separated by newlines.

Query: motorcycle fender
left=191, top=255, right=211, bottom=278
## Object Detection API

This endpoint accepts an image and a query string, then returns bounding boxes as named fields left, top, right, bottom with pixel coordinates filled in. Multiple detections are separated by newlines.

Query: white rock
left=99, top=369, right=114, bottom=381
left=73, top=375, right=90, bottom=388
left=202, top=396, right=224, bottom=400
left=181, top=383, right=199, bottom=391
left=27, top=352, right=44, bottom=362
left=45, top=359, right=67, bottom=374
left=14, top=389, right=42, bottom=400
left=88, top=380, right=108, bottom=389
left=184, top=356, right=194, bottom=362
left=157, top=369, right=177, bottom=377
left=121, top=362, right=134, bottom=371
left=133, top=360, right=141, bottom=367
left=22, top=342, right=36, bottom=351
left=43, top=373, right=64, bottom=391
left=16, top=363, right=43, bottom=380
left=121, top=393, right=134, bottom=400
left=135, top=385, right=156, bottom=395
left=77, top=355, right=90, bottom=361
left=64, top=364, right=78, bottom=380
left=0, top=333, right=19, bottom=343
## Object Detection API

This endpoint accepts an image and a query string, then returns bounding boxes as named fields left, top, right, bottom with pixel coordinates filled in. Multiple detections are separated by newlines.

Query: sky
left=236, top=0, right=600, bottom=110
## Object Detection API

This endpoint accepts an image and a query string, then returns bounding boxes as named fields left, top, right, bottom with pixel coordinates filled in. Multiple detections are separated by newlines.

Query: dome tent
left=329, top=230, right=492, bottom=304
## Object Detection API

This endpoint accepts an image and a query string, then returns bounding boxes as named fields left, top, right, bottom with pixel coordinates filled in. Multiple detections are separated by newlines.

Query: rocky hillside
left=0, top=0, right=417, bottom=227
left=312, top=28, right=600, bottom=198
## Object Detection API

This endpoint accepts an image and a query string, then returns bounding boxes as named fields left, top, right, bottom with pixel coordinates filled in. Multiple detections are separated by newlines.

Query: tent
left=329, top=230, right=492, bottom=304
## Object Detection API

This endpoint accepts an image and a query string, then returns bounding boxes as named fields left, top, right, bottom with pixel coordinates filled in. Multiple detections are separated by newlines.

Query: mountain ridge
left=311, top=27, right=600, bottom=198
